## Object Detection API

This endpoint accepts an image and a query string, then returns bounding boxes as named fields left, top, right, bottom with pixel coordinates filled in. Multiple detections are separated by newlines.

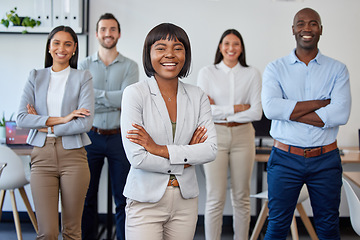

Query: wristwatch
left=48, top=127, right=52, bottom=134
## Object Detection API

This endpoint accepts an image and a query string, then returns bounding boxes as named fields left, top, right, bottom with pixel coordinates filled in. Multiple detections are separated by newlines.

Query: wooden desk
left=340, top=147, right=360, bottom=163
left=343, top=171, right=360, bottom=188
left=255, top=152, right=271, bottom=162
left=11, top=147, right=33, bottom=156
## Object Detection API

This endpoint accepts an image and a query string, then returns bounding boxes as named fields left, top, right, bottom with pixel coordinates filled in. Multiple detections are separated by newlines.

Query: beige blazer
left=121, top=77, right=217, bottom=203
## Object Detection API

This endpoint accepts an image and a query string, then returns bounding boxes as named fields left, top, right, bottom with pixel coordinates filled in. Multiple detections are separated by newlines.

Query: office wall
left=1, top=0, right=359, bottom=216
left=85, top=0, right=360, bottom=147
left=1, top=0, right=359, bottom=146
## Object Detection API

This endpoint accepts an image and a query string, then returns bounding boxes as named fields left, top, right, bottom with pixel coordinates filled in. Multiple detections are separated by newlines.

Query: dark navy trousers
left=264, top=146, right=342, bottom=240
left=82, top=130, right=130, bottom=240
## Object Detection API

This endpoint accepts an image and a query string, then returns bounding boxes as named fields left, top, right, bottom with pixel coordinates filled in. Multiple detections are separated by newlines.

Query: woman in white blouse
left=17, top=26, right=94, bottom=239
left=197, top=29, right=262, bottom=240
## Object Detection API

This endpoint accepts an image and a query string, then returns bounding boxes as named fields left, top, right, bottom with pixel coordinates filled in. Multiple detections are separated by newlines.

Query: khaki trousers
left=125, top=186, right=198, bottom=240
left=30, top=137, right=90, bottom=240
left=204, top=123, right=255, bottom=240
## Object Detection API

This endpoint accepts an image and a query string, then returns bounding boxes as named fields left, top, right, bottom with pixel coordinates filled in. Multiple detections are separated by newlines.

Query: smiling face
left=96, top=19, right=120, bottom=50
left=150, top=37, right=186, bottom=82
left=292, top=8, right=322, bottom=51
left=49, top=31, right=77, bottom=71
left=219, top=33, right=242, bottom=68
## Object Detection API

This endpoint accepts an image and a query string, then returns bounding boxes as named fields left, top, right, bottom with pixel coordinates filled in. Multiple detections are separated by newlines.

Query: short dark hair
left=142, top=23, right=191, bottom=78
left=45, top=26, right=79, bottom=69
left=214, top=29, right=248, bottom=67
left=96, top=13, right=120, bottom=33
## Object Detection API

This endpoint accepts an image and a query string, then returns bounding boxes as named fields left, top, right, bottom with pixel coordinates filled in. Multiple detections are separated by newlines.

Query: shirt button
left=184, top=158, right=188, bottom=162
left=168, top=170, right=171, bottom=173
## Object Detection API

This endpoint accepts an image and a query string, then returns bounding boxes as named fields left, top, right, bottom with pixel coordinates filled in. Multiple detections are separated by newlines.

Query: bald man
left=261, top=8, right=351, bottom=240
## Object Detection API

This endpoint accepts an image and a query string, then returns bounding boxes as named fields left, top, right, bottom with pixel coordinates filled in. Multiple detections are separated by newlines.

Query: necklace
left=161, top=92, right=177, bottom=101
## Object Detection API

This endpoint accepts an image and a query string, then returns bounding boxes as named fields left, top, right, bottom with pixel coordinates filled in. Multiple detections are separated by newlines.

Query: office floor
left=0, top=218, right=359, bottom=240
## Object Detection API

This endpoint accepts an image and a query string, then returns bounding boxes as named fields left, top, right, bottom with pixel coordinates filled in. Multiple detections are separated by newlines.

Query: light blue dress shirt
left=79, top=52, right=139, bottom=129
left=262, top=49, right=351, bottom=147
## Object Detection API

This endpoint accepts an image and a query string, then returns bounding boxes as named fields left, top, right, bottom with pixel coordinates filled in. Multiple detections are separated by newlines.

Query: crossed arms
left=290, top=99, right=330, bottom=127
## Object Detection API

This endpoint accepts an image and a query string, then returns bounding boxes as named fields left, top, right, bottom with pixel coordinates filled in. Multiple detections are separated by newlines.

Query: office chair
left=342, top=177, right=360, bottom=236
left=250, top=185, right=318, bottom=240
left=0, top=145, right=38, bottom=240
left=0, top=162, right=6, bottom=177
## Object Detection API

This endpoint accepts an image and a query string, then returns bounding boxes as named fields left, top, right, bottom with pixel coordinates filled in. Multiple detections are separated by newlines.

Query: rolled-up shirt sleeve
left=315, top=64, right=351, bottom=128
left=261, top=62, right=297, bottom=121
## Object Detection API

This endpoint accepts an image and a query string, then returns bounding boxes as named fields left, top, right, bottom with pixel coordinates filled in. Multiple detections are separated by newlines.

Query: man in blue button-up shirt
left=79, top=13, right=139, bottom=240
left=262, top=8, right=351, bottom=240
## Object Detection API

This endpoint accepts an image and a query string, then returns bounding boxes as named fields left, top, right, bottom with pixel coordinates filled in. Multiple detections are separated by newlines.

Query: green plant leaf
left=1, top=19, right=9, bottom=28
left=1, top=7, right=41, bottom=30
left=0, top=112, right=5, bottom=127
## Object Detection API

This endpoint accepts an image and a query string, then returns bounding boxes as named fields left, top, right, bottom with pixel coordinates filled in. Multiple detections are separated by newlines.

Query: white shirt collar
left=217, top=60, right=241, bottom=74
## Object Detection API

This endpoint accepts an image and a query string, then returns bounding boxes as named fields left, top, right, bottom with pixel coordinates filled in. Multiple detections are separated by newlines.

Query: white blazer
left=121, top=77, right=217, bottom=203
left=16, top=67, right=94, bottom=149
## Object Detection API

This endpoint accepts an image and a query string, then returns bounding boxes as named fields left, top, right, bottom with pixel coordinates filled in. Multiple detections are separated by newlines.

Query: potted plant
left=0, top=112, right=14, bottom=140
left=1, top=7, right=41, bottom=33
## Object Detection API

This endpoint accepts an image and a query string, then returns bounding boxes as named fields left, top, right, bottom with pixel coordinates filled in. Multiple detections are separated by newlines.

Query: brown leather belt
left=274, top=140, right=338, bottom=158
left=91, top=127, right=121, bottom=135
left=168, top=179, right=179, bottom=187
left=215, top=122, right=245, bottom=127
